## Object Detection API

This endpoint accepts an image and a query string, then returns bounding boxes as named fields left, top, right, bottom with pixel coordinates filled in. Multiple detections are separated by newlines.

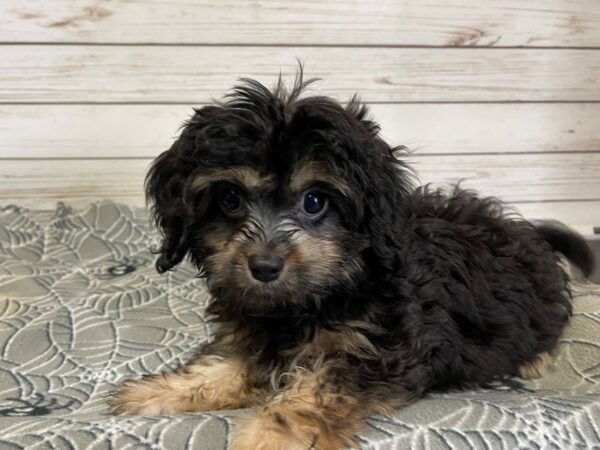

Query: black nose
left=249, top=255, right=284, bottom=283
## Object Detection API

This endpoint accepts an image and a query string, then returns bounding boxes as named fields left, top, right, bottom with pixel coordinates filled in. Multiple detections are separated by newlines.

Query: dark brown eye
left=302, top=191, right=328, bottom=216
left=220, top=186, right=243, bottom=213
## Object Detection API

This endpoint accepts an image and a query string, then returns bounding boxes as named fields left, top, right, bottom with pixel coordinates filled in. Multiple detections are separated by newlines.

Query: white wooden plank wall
left=0, top=0, right=599, bottom=229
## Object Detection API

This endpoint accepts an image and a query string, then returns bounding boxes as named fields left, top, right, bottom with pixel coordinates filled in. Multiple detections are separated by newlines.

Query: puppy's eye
left=220, top=186, right=243, bottom=213
left=302, top=191, right=328, bottom=216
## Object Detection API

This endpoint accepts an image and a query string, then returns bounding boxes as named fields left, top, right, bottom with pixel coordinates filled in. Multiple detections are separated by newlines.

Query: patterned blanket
left=1, top=201, right=599, bottom=449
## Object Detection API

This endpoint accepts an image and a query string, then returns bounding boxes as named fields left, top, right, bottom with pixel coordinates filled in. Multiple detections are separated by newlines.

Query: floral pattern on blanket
left=0, top=201, right=599, bottom=449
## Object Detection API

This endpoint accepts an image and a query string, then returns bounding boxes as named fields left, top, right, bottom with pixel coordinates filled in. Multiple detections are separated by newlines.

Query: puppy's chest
left=253, top=324, right=378, bottom=374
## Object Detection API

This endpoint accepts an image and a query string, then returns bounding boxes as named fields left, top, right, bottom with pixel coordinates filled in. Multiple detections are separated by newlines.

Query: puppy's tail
left=533, top=220, right=595, bottom=278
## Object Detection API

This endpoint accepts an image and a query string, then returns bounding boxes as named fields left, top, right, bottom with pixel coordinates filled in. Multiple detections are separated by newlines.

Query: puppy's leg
left=110, top=355, right=256, bottom=415
left=231, top=366, right=398, bottom=450
left=518, top=351, right=555, bottom=380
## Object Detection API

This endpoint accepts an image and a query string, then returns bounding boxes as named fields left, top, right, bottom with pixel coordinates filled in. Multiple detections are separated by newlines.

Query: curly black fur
left=138, top=68, right=595, bottom=445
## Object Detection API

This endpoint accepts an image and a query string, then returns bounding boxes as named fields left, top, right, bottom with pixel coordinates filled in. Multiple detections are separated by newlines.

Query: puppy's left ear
left=360, top=140, right=413, bottom=268
left=347, top=99, right=413, bottom=268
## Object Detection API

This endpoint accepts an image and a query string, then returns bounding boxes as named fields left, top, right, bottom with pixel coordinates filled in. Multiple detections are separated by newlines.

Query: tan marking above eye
left=192, top=166, right=274, bottom=192
left=289, top=160, right=351, bottom=197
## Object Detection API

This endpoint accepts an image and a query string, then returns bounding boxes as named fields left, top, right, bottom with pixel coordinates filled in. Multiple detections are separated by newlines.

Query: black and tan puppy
left=110, top=72, right=594, bottom=450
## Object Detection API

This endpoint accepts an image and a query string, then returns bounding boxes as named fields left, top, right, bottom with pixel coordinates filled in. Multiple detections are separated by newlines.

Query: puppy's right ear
left=145, top=107, right=217, bottom=273
left=145, top=137, right=194, bottom=273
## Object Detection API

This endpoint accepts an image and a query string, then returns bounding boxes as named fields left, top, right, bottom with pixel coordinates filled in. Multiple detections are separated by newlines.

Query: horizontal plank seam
left=3, top=101, right=600, bottom=106
left=3, top=150, right=600, bottom=161
left=1, top=42, right=600, bottom=50
left=0, top=157, right=158, bottom=161
left=408, top=150, right=600, bottom=156
left=509, top=199, right=600, bottom=204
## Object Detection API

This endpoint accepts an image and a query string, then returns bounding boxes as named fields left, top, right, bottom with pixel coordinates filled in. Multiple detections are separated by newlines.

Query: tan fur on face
left=231, top=367, right=394, bottom=450
left=202, top=217, right=361, bottom=309
left=518, top=351, right=555, bottom=380
left=202, top=226, right=249, bottom=292
left=192, top=166, right=273, bottom=192
left=291, top=231, right=362, bottom=286
left=110, top=355, right=256, bottom=415
left=290, top=160, right=351, bottom=197
left=206, top=227, right=353, bottom=287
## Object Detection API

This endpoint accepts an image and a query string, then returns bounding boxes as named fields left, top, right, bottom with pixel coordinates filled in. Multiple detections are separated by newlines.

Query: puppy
left=110, top=71, right=595, bottom=450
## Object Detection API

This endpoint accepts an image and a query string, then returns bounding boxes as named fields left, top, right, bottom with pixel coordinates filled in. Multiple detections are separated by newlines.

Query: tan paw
left=231, top=409, right=357, bottom=450
left=518, top=351, right=555, bottom=380
left=109, top=376, right=177, bottom=416
left=110, top=356, right=255, bottom=415
left=230, top=412, right=315, bottom=450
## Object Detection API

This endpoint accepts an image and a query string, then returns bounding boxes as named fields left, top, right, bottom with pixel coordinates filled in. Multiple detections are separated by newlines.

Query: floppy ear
left=342, top=98, right=413, bottom=268
left=360, top=140, right=413, bottom=271
left=145, top=107, right=218, bottom=273
left=145, top=137, right=195, bottom=273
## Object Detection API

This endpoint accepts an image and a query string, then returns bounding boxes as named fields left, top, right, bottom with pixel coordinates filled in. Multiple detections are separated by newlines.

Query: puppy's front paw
left=231, top=412, right=315, bottom=450
left=231, top=408, right=357, bottom=450
left=110, top=356, right=255, bottom=415
left=109, top=376, right=174, bottom=416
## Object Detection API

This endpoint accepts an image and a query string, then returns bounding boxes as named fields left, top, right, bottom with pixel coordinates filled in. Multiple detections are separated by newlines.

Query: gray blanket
left=1, top=201, right=599, bottom=449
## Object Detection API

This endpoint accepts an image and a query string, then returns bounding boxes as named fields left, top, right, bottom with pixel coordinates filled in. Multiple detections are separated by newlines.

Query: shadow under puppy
left=110, top=72, right=595, bottom=450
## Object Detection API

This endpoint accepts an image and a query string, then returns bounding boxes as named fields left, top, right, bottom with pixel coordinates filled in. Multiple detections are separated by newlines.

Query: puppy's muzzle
left=248, top=255, right=284, bottom=282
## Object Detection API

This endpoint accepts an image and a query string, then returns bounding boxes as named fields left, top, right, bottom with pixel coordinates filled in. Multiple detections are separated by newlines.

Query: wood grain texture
left=410, top=152, right=600, bottom=202
left=2, top=103, right=599, bottom=158
left=1, top=154, right=598, bottom=206
left=1, top=46, right=599, bottom=103
left=1, top=0, right=599, bottom=47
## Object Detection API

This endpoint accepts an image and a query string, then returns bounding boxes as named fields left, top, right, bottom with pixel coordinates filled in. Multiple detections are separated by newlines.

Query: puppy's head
left=146, top=71, right=411, bottom=313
